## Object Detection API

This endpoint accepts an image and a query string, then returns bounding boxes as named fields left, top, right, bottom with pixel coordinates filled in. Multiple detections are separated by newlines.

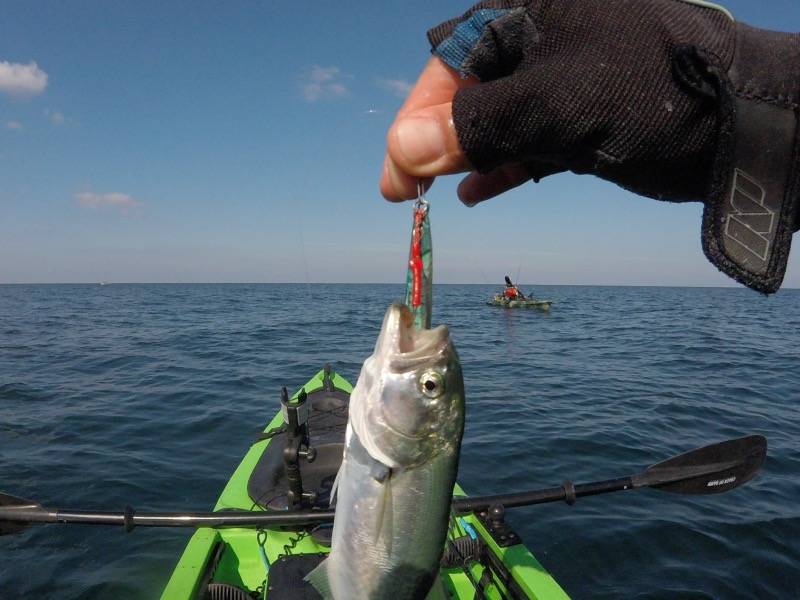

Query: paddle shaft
left=0, top=479, right=631, bottom=530
left=0, top=506, right=336, bottom=529
left=0, top=477, right=639, bottom=530
left=453, top=477, right=632, bottom=513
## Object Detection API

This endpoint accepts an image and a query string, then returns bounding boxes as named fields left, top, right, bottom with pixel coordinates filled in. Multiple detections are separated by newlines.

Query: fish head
left=352, top=304, right=465, bottom=469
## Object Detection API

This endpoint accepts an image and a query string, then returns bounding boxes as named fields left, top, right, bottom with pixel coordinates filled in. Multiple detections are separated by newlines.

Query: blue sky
left=1, top=0, right=798, bottom=286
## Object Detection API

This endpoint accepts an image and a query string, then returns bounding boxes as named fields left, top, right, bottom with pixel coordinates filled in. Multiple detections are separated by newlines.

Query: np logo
left=724, top=169, right=775, bottom=263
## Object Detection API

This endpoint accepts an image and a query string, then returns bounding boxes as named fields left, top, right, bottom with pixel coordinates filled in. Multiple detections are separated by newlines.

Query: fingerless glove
left=429, top=0, right=800, bottom=293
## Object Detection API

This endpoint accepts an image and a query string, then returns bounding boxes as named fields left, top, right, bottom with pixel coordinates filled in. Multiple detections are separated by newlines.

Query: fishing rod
left=0, top=435, right=765, bottom=535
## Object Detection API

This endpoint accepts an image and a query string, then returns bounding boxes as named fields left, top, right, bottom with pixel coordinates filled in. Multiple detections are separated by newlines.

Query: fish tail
left=304, top=557, right=335, bottom=599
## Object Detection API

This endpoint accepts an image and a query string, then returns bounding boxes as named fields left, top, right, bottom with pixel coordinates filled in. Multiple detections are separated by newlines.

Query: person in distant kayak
left=503, top=275, right=524, bottom=300
left=380, top=0, right=800, bottom=295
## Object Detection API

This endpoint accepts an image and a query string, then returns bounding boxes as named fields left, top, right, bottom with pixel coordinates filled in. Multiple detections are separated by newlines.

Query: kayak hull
left=161, top=368, right=570, bottom=600
left=488, top=295, right=553, bottom=310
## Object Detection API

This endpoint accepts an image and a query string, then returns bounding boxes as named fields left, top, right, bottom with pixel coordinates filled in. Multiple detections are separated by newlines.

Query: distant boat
left=487, top=294, right=553, bottom=310
left=489, top=275, right=553, bottom=310
left=99, top=281, right=109, bottom=286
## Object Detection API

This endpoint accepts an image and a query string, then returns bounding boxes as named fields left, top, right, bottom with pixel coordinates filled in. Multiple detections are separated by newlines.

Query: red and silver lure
left=405, top=182, right=432, bottom=330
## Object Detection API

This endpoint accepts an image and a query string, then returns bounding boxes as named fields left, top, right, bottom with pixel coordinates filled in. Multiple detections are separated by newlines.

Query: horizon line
left=0, top=281, right=796, bottom=290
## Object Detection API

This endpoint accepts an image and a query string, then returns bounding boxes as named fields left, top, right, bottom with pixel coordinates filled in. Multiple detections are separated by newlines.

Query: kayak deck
left=161, top=368, right=569, bottom=600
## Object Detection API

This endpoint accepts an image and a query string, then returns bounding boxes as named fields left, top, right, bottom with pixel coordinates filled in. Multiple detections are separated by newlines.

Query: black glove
left=428, top=0, right=800, bottom=293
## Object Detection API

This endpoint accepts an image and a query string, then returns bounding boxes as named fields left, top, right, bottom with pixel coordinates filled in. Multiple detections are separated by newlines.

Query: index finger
left=397, top=56, right=477, bottom=118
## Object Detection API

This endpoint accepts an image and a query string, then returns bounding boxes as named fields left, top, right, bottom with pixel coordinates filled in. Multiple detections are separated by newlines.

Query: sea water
left=1, top=284, right=798, bottom=598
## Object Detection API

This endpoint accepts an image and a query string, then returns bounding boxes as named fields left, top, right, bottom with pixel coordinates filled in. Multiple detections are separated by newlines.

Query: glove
left=427, top=0, right=800, bottom=293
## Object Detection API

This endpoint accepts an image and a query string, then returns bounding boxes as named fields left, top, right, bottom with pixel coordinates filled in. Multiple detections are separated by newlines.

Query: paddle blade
left=0, top=492, right=41, bottom=535
left=634, top=435, right=767, bottom=495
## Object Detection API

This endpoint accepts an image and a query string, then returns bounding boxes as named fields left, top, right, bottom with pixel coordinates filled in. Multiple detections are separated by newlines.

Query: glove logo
left=723, top=169, right=775, bottom=265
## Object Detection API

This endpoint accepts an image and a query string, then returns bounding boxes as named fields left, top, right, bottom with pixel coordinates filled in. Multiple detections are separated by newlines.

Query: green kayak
left=487, top=295, right=553, bottom=310
left=161, top=366, right=570, bottom=600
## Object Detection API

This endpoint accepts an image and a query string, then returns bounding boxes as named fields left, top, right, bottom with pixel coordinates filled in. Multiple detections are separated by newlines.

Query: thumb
left=386, top=103, right=472, bottom=177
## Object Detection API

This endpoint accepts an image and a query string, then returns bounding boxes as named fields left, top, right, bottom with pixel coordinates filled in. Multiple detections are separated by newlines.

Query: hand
left=380, top=57, right=532, bottom=206
left=379, top=0, right=800, bottom=293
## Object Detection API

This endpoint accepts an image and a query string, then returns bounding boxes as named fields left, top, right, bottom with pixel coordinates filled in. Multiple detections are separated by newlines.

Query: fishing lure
left=405, top=182, right=432, bottom=330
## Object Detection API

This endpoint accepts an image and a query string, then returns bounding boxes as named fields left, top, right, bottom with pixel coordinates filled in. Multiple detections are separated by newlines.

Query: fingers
left=381, top=102, right=472, bottom=200
left=381, top=57, right=477, bottom=201
left=398, top=56, right=474, bottom=118
left=391, top=101, right=472, bottom=173
left=380, top=157, right=433, bottom=204
left=457, top=164, right=533, bottom=206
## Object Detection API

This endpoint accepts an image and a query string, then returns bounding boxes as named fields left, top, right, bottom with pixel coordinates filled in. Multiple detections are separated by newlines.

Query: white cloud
left=302, top=65, right=350, bottom=102
left=0, top=60, right=48, bottom=98
left=75, top=192, right=141, bottom=212
left=44, top=108, right=64, bottom=125
left=5, top=120, right=22, bottom=130
left=378, top=78, right=413, bottom=98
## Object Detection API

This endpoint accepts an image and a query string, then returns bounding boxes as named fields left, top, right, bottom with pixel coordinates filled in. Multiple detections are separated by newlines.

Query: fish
left=306, top=303, right=465, bottom=600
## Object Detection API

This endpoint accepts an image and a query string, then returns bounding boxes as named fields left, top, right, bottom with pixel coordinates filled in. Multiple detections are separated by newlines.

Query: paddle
left=0, top=435, right=765, bottom=534
left=453, top=434, right=766, bottom=512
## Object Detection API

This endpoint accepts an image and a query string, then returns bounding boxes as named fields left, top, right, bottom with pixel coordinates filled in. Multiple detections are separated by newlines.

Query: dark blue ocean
left=1, top=284, right=798, bottom=599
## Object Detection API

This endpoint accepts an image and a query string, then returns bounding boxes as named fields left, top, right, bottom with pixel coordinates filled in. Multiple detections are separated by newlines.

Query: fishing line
left=298, top=226, right=311, bottom=296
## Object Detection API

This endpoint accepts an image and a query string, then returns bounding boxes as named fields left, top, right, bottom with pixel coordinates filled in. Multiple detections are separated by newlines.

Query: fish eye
left=420, top=370, right=445, bottom=398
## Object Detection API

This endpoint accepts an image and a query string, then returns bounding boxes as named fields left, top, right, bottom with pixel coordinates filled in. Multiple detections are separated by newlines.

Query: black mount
left=322, top=363, right=334, bottom=392
left=281, top=387, right=317, bottom=509
left=475, top=504, right=521, bottom=548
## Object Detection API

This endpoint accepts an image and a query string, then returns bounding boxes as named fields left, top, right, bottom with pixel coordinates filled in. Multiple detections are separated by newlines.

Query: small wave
left=0, top=382, right=49, bottom=402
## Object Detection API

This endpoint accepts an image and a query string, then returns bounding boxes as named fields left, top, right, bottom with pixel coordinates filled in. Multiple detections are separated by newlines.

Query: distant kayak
left=487, top=294, right=553, bottom=310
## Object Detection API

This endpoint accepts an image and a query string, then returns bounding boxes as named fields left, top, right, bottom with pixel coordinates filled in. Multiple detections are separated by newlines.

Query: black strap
left=692, top=24, right=800, bottom=293
left=562, top=479, right=576, bottom=506
left=322, top=363, right=335, bottom=392
left=123, top=505, right=135, bottom=533
left=253, top=424, right=287, bottom=443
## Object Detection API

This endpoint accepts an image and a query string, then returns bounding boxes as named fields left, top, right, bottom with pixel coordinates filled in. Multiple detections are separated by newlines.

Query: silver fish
left=307, top=303, right=465, bottom=600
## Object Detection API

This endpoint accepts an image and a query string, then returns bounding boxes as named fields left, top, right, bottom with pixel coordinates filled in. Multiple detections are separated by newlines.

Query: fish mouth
left=378, top=304, right=449, bottom=365
left=355, top=305, right=458, bottom=454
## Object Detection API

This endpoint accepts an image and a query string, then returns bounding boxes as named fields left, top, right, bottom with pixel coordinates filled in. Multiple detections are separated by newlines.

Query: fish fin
left=304, top=557, right=334, bottom=599
left=425, top=577, right=447, bottom=600
left=372, top=468, right=393, bottom=556
left=329, top=426, right=350, bottom=507
left=329, top=462, right=343, bottom=507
